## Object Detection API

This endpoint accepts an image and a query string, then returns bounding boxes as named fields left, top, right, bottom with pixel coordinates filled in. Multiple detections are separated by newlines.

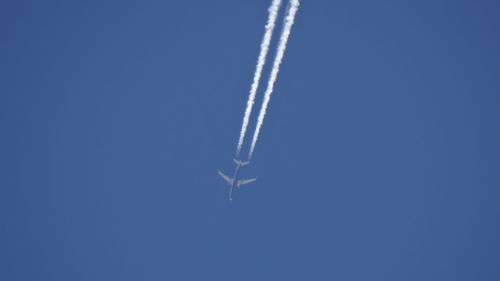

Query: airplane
left=217, top=159, right=257, bottom=200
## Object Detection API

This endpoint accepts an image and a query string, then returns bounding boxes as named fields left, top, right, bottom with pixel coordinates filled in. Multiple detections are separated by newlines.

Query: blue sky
left=1, top=0, right=499, bottom=280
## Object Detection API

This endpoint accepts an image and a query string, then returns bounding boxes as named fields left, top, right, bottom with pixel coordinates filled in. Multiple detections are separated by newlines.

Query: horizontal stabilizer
left=237, top=177, right=256, bottom=187
left=233, top=158, right=250, bottom=166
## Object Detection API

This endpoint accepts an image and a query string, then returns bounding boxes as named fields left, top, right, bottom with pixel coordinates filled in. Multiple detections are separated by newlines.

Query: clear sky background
left=1, top=0, right=499, bottom=280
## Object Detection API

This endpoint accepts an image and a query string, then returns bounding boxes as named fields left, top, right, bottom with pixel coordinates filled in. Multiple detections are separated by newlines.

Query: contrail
left=236, top=0, right=282, bottom=157
left=249, top=0, right=300, bottom=159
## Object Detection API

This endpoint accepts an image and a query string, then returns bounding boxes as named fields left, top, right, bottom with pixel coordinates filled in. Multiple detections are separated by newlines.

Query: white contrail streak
left=249, top=0, right=299, bottom=159
left=236, top=0, right=282, bottom=157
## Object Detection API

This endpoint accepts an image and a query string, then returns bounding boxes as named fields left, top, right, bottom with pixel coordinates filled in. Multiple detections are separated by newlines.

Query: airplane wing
left=237, top=178, right=256, bottom=187
left=217, top=170, right=233, bottom=185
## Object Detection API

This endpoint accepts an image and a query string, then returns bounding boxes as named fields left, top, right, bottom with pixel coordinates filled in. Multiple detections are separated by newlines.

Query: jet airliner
left=218, top=159, right=256, bottom=200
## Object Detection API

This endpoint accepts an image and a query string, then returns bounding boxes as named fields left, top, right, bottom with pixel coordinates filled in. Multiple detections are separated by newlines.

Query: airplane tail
left=233, top=158, right=250, bottom=166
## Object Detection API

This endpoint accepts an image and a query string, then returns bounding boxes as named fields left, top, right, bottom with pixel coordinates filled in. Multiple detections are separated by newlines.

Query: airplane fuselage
left=226, top=162, right=242, bottom=200
left=230, top=163, right=242, bottom=188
